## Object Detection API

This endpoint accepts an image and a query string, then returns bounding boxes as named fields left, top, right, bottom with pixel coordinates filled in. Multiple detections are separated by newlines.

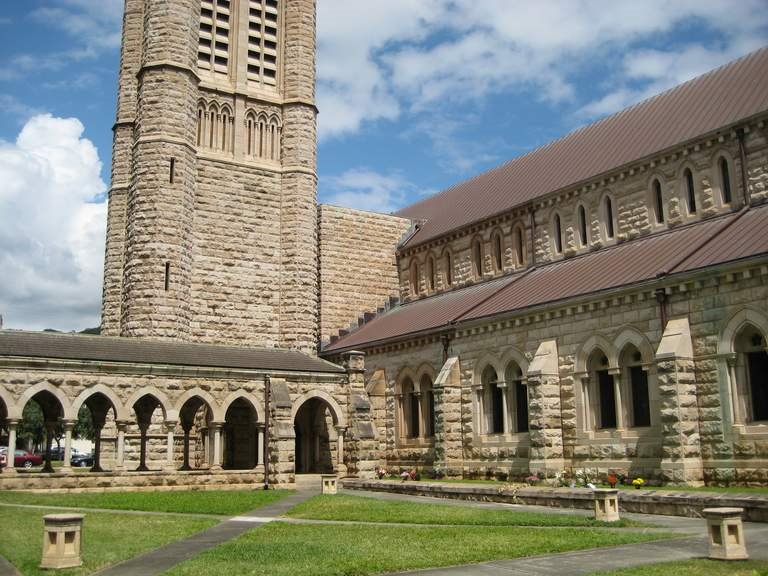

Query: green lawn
left=287, top=494, right=647, bottom=527
left=590, top=559, right=768, bottom=575
left=164, top=523, right=674, bottom=576
left=0, top=489, right=292, bottom=516
left=0, top=506, right=216, bottom=576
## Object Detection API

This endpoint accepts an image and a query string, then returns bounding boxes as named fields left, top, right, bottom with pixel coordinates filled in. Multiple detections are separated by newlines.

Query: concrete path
left=94, top=489, right=317, bottom=576
left=0, top=555, right=20, bottom=576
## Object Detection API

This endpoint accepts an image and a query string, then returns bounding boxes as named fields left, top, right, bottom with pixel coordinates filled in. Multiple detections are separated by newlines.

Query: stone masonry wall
left=319, top=205, right=411, bottom=345
left=399, top=118, right=768, bottom=303
left=359, top=260, right=768, bottom=483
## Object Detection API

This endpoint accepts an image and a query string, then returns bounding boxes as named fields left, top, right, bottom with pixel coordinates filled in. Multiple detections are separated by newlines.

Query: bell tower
left=102, top=0, right=319, bottom=353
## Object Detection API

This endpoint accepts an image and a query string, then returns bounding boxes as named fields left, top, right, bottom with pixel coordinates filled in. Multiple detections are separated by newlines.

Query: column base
left=58, top=466, right=73, bottom=476
left=210, top=465, right=223, bottom=472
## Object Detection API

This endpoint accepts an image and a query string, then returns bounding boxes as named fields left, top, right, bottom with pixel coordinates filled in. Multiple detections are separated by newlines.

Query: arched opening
left=427, top=255, right=436, bottom=292
left=552, top=214, right=563, bottom=254
left=472, top=238, right=484, bottom=279
left=224, top=398, right=259, bottom=470
left=131, top=394, right=164, bottom=472
left=619, top=344, right=650, bottom=428
left=684, top=168, right=697, bottom=214
left=514, top=224, right=526, bottom=267
left=734, top=324, right=768, bottom=422
left=492, top=231, right=504, bottom=273
left=481, top=365, right=504, bottom=435
left=18, top=391, right=64, bottom=472
left=409, top=259, right=420, bottom=297
left=178, top=396, right=213, bottom=471
left=78, top=392, right=117, bottom=472
left=577, top=205, right=588, bottom=247
left=653, top=179, right=665, bottom=224
left=602, top=196, right=615, bottom=240
left=294, top=398, right=337, bottom=474
left=399, top=377, right=419, bottom=439
left=505, top=361, right=528, bottom=433
left=444, top=250, right=453, bottom=287
left=586, top=349, right=616, bottom=430
left=719, top=157, right=733, bottom=205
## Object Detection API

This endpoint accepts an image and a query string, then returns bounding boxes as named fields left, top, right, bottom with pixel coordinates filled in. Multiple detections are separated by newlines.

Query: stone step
left=294, top=474, right=325, bottom=490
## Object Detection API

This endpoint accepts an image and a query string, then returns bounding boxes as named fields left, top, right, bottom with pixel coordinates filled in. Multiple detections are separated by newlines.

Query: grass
left=287, top=494, right=647, bottom=527
left=0, top=489, right=292, bottom=516
left=165, top=522, right=674, bottom=576
left=589, top=558, right=768, bottom=575
left=0, top=506, right=216, bottom=576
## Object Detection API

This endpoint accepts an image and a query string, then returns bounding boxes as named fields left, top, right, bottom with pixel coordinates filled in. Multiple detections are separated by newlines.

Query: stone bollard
left=593, top=489, right=620, bottom=522
left=40, top=513, right=85, bottom=569
left=702, top=507, right=748, bottom=560
left=321, top=474, right=338, bottom=495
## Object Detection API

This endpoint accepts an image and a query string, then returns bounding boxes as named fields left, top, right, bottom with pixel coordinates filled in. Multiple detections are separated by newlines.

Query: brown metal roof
left=396, top=47, right=768, bottom=248
left=0, top=331, right=345, bottom=373
left=324, top=205, right=768, bottom=353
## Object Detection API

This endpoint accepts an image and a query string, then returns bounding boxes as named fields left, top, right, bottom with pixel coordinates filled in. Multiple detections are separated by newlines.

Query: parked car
left=70, top=453, right=94, bottom=468
left=14, top=450, right=43, bottom=469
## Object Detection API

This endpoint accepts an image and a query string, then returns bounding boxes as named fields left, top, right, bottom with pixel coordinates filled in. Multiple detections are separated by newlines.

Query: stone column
left=726, top=355, right=742, bottom=425
left=335, top=426, right=346, bottom=473
left=115, top=422, right=127, bottom=471
left=579, top=376, right=592, bottom=431
left=165, top=421, right=177, bottom=471
left=61, top=419, right=75, bottom=474
left=4, top=419, right=17, bottom=475
left=211, top=422, right=223, bottom=470
left=527, top=340, right=565, bottom=477
left=472, top=385, right=484, bottom=435
left=413, top=392, right=423, bottom=438
left=256, top=424, right=265, bottom=466
left=499, top=382, right=510, bottom=434
left=136, top=422, right=150, bottom=472
left=610, top=369, right=624, bottom=431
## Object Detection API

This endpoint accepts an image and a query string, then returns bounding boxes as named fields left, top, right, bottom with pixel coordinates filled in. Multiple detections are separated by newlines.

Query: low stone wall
left=342, top=479, right=768, bottom=523
left=0, top=468, right=265, bottom=493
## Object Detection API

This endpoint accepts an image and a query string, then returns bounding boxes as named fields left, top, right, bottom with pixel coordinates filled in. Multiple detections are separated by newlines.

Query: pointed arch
left=125, top=387, right=172, bottom=421
left=220, top=391, right=263, bottom=423
left=500, top=347, right=529, bottom=376
left=472, top=354, right=504, bottom=385
left=575, top=202, right=589, bottom=248
left=441, top=245, right=454, bottom=287
left=613, top=327, right=654, bottom=364
left=290, top=390, right=347, bottom=428
left=551, top=211, right=564, bottom=255
left=680, top=163, right=698, bottom=216
left=13, top=382, right=75, bottom=420
left=599, top=191, right=617, bottom=241
left=575, top=334, right=617, bottom=374
left=491, top=227, right=505, bottom=273
left=175, top=387, right=220, bottom=422
left=719, top=307, right=768, bottom=356
left=72, top=385, right=129, bottom=421
left=512, top=221, right=527, bottom=267
left=471, top=235, right=484, bottom=279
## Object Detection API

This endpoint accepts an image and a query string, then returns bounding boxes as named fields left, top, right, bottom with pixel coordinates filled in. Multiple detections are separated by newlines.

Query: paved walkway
left=0, top=555, right=20, bottom=576
left=93, top=489, right=317, bottom=576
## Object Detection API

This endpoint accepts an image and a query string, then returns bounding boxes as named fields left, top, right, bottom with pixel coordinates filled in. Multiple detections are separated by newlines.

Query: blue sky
left=0, top=0, right=767, bottom=331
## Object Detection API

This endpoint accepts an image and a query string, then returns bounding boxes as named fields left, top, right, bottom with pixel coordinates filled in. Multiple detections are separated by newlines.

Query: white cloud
left=32, top=0, right=123, bottom=55
left=321, top=168, right=423, bottom=213
left=317, top=0, right=768, bottom=140
left=0, top=114, right=106, bottom=331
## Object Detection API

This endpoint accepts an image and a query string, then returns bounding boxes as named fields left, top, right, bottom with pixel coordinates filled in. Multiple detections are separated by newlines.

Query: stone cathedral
left=1, top=0, right=767, bottom=490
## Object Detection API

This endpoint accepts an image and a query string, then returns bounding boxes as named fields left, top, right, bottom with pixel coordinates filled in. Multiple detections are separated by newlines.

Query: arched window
left=472, top=238, right=484, bottom=279
left=552, top=214, right=563, bottom=255
left=684, top=168, right=697, bottom=214
left=444, top=250, right=453, bottom=287
left=409, top=259, right=420, bottom=297
left=514, top=224, right=526, bottom=267
left=619, top=345, right=650, bottom=427
left=427, top=255, right=436, bottom=292
left=420, top=374, right=435, bottom=438
left=585, top=350, right=616, bottom=430
left=602, top=196, right=615, bottom=240
left=492, top=231, right=504, bottom=273
left=505, top=362, right=528, bottom=433
left=481, top=366, right=504, bottom=434
left=652, top=179, right=665, bottom=224
left=399, top=377, right=420, bottom=439
left=719, top=157, right=733, bottom=205
left=733, top=325, right=768, bottom=422
left=577, top=205, right=588, bottom=247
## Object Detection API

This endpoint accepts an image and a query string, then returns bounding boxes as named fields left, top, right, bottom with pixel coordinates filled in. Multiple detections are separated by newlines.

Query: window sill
left=477, top=432, right=531, bottom=445
left=732, top=422, right=768, bottom=438
left=397, top=438, right=435, bottom=449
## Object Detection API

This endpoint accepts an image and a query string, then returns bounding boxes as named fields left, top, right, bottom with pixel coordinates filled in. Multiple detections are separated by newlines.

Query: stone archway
left=294, top=397, right=339, bottom=474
